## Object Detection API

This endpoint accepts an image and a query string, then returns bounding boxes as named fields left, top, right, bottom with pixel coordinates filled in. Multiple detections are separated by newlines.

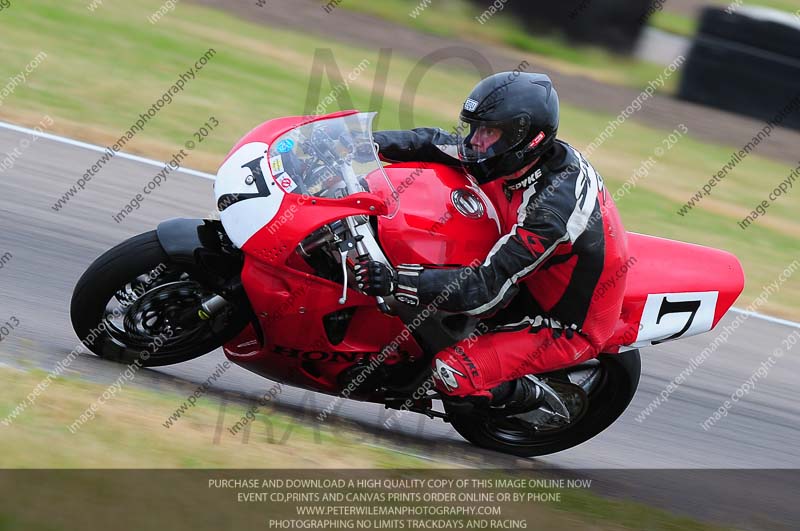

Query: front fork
left=197, top=278, right=243, bottom=321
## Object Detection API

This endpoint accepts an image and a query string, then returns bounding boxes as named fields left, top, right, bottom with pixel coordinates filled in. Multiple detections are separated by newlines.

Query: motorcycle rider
left=354, top=72, right=630, bottom=412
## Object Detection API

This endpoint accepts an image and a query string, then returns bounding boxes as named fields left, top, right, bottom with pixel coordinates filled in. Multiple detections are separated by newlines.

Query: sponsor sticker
left=269, top=155, right=285, bottom=176
left=277, top=174, right=298, bottom=192
left=464, top=98, right=479, bottom=112
left=529, top=131, right=546, bottom=149
left=276, top=138, right=295, bottom=153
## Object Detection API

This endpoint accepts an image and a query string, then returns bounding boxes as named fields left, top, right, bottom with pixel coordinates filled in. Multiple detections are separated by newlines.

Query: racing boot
left=442, top=378, right=543, bottom=417
left=488, top=377, right=544, bottom=415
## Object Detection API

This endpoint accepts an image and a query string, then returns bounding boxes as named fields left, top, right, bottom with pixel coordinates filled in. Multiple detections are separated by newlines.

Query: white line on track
left=0, top=119, right=216, bottom=180
left=728, top=308, right=799, bottom=329
left=2, top=119, right=798, bottom=330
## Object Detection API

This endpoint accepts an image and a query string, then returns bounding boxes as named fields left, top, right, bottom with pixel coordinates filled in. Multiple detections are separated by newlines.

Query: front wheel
left=445, top=350, right=641, bottom=457
left=70, top=231, right=250, bottom=367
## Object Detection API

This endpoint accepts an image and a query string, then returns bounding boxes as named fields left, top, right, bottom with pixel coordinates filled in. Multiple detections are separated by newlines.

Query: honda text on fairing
left=70, top=111, right=744, bottom=456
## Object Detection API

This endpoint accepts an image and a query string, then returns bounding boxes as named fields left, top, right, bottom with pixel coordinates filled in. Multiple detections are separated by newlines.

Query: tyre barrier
left=469, top=0, right=654, bottom=54
left=678, top=7, right=800, bottom=130
left=698, top=7, right=800, bottom=61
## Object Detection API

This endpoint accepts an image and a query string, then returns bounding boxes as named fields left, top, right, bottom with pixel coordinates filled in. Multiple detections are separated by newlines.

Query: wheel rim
left=99, top=267, right=224, bottom=356
left=478, top=363, right=605, bottom=447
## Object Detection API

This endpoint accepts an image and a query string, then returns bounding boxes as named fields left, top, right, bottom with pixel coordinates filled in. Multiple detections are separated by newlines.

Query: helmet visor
left=457, top=114, right=531, bottom=162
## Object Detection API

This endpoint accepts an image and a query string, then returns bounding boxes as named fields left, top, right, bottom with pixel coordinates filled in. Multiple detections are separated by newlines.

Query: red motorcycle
left=71, top=111, right=745, bottom=456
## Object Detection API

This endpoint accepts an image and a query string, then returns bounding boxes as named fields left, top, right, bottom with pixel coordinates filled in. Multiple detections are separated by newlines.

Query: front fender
left=156, top=218, right=243, bottom=277
left=156, top=218, right=255, bottom=336
left=156, top=218, right=207, bottom=267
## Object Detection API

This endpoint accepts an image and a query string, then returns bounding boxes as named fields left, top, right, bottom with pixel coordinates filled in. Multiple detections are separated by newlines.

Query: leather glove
left=353, top=259, right=396, bottom=296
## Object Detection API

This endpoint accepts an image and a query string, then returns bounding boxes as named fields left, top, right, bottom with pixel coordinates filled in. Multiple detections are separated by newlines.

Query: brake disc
left=510, top=377, right=590, bottom=432
left=565, top=359, right=603, bottom=394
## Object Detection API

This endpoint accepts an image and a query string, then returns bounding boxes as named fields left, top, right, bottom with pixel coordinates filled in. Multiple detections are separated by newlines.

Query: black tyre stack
left=678, top=7, right=800, bottom=130
left=468, top=0, right=655, bottom=53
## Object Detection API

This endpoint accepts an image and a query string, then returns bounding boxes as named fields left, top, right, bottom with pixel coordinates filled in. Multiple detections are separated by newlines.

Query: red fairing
left=226, top=259, right=423, bottom=394
left=602, top=233, right=745, bottom=352
left=224, top=187, right=418, bottom=396
left=376, top=163, right=501, bottom=266
left=220, top=112, right=422, bottom=397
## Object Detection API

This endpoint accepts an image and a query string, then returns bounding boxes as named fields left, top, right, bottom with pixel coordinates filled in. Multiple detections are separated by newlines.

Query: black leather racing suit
left=373, top=127, right=630, bottom=351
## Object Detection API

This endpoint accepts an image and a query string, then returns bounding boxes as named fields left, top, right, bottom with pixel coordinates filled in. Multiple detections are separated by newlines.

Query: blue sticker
left=276, top=139, right=295, bottom=153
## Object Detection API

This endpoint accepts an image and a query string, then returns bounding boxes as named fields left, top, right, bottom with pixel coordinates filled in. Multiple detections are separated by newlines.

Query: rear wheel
left=445, top=350, right=641, bottom=457
left=70, top=231, right=250, bottom=367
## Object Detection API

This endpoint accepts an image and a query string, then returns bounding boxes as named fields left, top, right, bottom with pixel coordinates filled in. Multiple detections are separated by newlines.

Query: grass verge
left=649, top=11, right=699, bottom=37
left=0, top=366, right=731, bottom=530
left=0, top=365, right=425, bottom=468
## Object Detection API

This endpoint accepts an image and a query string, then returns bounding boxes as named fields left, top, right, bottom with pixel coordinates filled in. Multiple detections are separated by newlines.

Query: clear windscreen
left=266, top=112, right=397, bottom=216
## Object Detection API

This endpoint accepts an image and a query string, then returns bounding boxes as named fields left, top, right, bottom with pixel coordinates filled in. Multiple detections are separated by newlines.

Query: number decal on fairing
left=214, top=142, right=287, bottom=248
left=632, top=291, right=718, bottom=348
left=241, top=156, right=271, bottom=196
left=651, top=298, right=702, bottom=345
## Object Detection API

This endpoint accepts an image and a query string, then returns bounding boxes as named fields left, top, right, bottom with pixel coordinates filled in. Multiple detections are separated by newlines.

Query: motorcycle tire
left=70, top=231, right=249, bottom=367
left=445, top=350, right=641, bottom=457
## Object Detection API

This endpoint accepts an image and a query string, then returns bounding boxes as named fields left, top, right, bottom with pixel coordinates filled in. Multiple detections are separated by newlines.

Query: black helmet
left=458, top=72, right=559, bottom=184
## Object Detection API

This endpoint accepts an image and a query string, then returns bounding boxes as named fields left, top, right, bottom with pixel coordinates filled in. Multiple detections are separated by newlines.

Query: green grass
left=0, top=0, right=797, bottom=320
left=552, top=487, right=734, bottom=531
left=0, top=366, right=733, bottom=530
left=0, top=366, right=425, bottom=468
left=649, top=11, right=699, bottom=37
left=337, top=0, right=679, bottom=92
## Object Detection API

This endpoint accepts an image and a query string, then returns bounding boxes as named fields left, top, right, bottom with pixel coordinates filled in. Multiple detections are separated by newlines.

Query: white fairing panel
left=214, top=142, right=287, bottom=248
left=631, top=291, right=719, bottom=348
